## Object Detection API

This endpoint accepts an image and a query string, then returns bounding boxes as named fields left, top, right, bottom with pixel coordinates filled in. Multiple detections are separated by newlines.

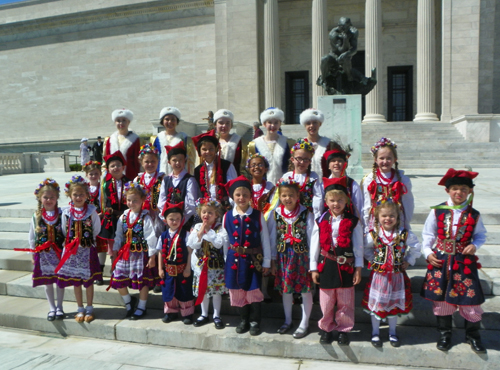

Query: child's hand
left=159, top=269, right=165, bottom=279
left=427, top=253, right=443, bottom=268
left=183, top=266, right=191, bottom=278
left=262, top=267, right=270, bottom=275
left=197, top=225, right=205, bottom=242
left=402, top=262, right=410, bottom=271
left=147, top=256, right=156, bottom=268
left=463, top=244, right=477, bottom=255
left=112, top=250, right=118, bottom=260
left=353, top=267, right=362, bottom=285
left=270, top=260, right=277, bottom=276
left=311, top=271, right=320, bottom=285
left=31, top=257, right=35, bottom=265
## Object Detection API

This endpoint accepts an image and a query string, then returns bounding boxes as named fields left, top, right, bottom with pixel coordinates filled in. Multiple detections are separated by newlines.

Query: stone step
left=0, top=217, right=31, bottom=232
left=0, top=250, right=32, bottom=271
left=0, top=231, right=29, bottom=250
left=0, top=295, right=497, bottom=370
left=0, top=208, right=34, bottom=218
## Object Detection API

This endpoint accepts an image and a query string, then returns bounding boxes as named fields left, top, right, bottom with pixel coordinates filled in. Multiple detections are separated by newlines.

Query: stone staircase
left=0, top=204, right=498, bottom=369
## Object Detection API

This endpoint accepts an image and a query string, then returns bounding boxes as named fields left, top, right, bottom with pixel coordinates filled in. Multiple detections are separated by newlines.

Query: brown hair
left=35, top=185, right=60, bottom=233
left=83, top=162, right=102, bottom=174
left=372, top=145, right=401, bottom=186
left=66, top=183, right=89, bottom=198
left=373, top=202, right=401, bottom=242
left=124, top=187, right=146, bottom=200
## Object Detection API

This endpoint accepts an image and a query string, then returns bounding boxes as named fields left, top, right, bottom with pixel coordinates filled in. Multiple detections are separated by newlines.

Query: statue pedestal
left=318, top=95, right=363, bottom=180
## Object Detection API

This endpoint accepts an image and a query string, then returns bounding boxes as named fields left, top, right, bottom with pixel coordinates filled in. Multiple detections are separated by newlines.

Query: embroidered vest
left=194, top=159, right=231, bottom=210
left=317, top=212, right=357, bottom=258
left=275, top=209, right=308, bottom=254
left=140, top=174, right=164, bottom=211
left=120, top=215, right=149, bottom=252
left=35, top=213, right=65, bottom=249
left=195, top=225, right=225, bottom=269
left=224, top=209, right=262, bottom=250
left=103, top=174, right=129, bottom=211
left=162, top=173, right=193, bottom=206
left=300, top=177, right=316, bottom=213
left=162, top=229, right=188, bottom=266
left=434, top=205, right=480, bottom=244
left=87, top=187, right=101, bottom=213
left=370, top=229, right=409, bottom=273
left=65, top=214, right=95, bottom=247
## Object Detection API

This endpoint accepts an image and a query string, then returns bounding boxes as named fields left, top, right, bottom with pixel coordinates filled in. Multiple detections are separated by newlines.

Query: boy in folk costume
left=421, top=169, right=487, bottom=353
left=104, top=109, right=141, bottom=180
left=310, top=177, right=364, bottom=345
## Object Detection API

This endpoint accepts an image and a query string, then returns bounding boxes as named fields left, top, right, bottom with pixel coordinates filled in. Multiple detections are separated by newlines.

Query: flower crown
left=83, top=160, right=102, bottom=171
left=246, top=154, right=269, bottom=169
left=370, top=137, right=397, bottom=157
left=138, top=143, right=159, bottom=158
left=195, top=197, right=222, bottom=209
left=34, top=178, right=60, bottom=196
left=291, top=138, right=315, bottom=155
left=124, top=181, right=146, bottom=195
left=276, top=178, right=300, bottom=188
left=64, top=176, right=87, bottom=195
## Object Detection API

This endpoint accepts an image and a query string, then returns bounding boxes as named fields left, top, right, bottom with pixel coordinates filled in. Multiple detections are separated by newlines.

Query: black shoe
left=465, top=320, right=487, bottom=354
left=436, top=315, right=453, bottom=351
left=153, top=285, right=162, bottom=293
left=389, top=335, right=400, bottom=348
left=249, top=321, right=261, bottom=336
left=338, top=332, right=350, bottom=346
left=95, top=279, right=104, bottom=286
left=236, top=305, right=251, bottom=334
left=130, top=307, right=147, bottom=320
left=55, top=309, right=65, bottom=320
left=193, top=315, right=209, bottom=327
left=236, top=320, right=250, bottom=334
left=371, top=335, right=382, bottom=348
left=263, top=298, right=273, bottom=304
left=466, top=337, right=487, bottom=354
left=248, top=302, right=261, bottom=335
left=125, top=296, right=138, bottom=318
left=319, top=330, right=334, bottom=344
left=213, top=316, right=225, bottom=330
left=161, top=313, right=178, bottom=323
left=47, top=311, right=56, bottom=322
left=182, top=315, right=193, bottom=325
left=277, top=322, right=294, bottom=334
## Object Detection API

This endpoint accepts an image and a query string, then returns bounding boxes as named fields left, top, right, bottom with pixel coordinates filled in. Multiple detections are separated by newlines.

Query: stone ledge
left=451, top=114, right=500, bottom=142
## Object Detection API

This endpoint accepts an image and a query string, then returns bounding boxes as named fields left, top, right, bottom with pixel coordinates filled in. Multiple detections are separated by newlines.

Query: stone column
left=414, top=0, right=439, bottom=121
left=312, top=0, right=328, bottom=107
left=264, top=0, right=281, bottom=108
left=363, top=0, right=386, bottom=123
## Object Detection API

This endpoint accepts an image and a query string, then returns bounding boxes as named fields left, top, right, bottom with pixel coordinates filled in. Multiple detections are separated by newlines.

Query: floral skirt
left=56, top=245, right=102, bottom=288
left=32, top=248, right=60, bottom=287
left=274, top=248, right=312, bottom=294
left=192, top=267, right=228, bottom=298
left=110, top=251, right=159, bottom=290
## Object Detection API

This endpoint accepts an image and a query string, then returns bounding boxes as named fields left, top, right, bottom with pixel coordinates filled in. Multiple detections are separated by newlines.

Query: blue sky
left=0, top=0, right=29, bottom=4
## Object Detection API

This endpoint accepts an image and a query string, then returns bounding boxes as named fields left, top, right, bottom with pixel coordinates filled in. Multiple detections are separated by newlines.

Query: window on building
left=387, top=66, right=413, bottom=121
left=285, top=71, right=309, bottom=124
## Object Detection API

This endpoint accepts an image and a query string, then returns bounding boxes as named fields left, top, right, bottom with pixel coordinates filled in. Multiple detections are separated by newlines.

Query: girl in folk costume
left=322, top=149, right=364, bottom=224
left=134, top=144, right=165, bottom=237
left=310, top=177, right=364, bottom=345
left=104, top=109, right=141, bottom=180
left=300, top=108, right=336, bottom=179
left=55, top=176, right=102, bottom=323
left=192, top=130, right=237, bottom=213
left=248, top=107, right=291, bottom=184
left=16, top=179, right=66, bottom=321
left=83, top=161, right=105, bottom=285
left=281, top=138, right=324, bottom=219
left=158, top=141, right=199, bottom=229
left=97, top=151, right=129, bottom=270
left=362, top=137, right=414, bottom=233
left=214, top=109, right=243, bottom=175
left=221, top=176, right=271, bottom=336
left=157, top=202, right=194, bottom=325
left=268, top=180, right=315, bottom=339
left=109, top=182, right=158, bottom=320
left=187, top=198, right=228, bottom=329
left=421, top=169, right=488, bottom=354
left=152, top=107, right=194, bottom=174
left=361, top=201, right=421, bottom=348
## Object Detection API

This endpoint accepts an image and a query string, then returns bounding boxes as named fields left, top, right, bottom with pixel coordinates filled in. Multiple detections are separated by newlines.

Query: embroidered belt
left=166, top=263, right=186, bottom=277
left=230, top=245, right=262, bottom=255
left=320, top=250, right=353, bottom=265
left=436, top=239, right=467, bottom=255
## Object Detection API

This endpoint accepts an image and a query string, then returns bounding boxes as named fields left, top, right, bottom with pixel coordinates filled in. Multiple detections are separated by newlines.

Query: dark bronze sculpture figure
left=317, top=17, right=377, bottom=95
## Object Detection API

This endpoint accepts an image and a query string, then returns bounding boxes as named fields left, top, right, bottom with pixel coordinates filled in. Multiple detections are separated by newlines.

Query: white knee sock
left=282, top=293, right=293, bottom=325
left=134, top=299, right=147, bottom=315
left=388, top=316, right=398, bottom=336
left=98, top=252, right=107, bottom=266
left=371, top=315, right=381, bottom=336
left=299, top=292, right=313, bottom=330
left=121, top=294, right=132, bottom=310
left=44, top=284, right=56, bottom=312
left=212, top=294, right=222, bottom=318
left=200, top=295, right=210, bottom=317
left=56, top=287, right=65, bottom=311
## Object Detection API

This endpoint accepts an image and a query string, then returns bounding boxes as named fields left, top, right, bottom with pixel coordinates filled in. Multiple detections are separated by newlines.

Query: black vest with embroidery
left=299, top=177, right=316, bottom=213
left=369, top=229, right=408, bottom=273
left=35, top=213, right=65, bottom=248
left=65, top=214, right=95, bottom=247
left=275, top=209, right=308, bottom=254
left=434, top=204, right=480, bottom=243
left=121, top=214, right=149, bottom=252
left=194, top=225, right=225, bottom=269
left=162, top=173, right=193, bottom=206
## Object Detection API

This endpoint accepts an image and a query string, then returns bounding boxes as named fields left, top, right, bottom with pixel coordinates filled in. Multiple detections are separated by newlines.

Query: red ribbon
left=391, top=181, right=407, bottom=204
left=106, top=242, right=131, bottom=291
left=195, top=256, right=208, bottom=305
left=54, top=238, right=80, bottom=273
left=367, top=180, right=378, bottom=200
left=284, top=233, right=301, bottom=244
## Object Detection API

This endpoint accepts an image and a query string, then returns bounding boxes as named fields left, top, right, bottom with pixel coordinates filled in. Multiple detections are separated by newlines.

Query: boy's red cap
left=225, top=175, right=252, bottom=199
left=323, top=176, right=348, bottom=194
left=104, top=151, right=127, bottom=166
left=438, top=168, right=478, bottom=188
left=323, top=149, right=350, bottom=162
left=191, top=130, right=219, bottom=153
left=162, top=201, right=184, bottom=217
left=165, top=141, right=185, bottom=153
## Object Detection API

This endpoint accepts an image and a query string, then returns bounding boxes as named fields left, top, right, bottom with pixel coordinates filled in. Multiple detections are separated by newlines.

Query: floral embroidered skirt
left=274, top=247, right=312, bottom=294
left=32, top=248, right=60, bottom=287
left=56, top=245, right=102, bottom=288
left=192, top=267, right=228, bottom=298
left=110, top=251, right=159, bottom=290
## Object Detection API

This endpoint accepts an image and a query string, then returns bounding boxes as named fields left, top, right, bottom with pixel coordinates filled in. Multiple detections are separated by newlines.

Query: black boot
left=235, top=305, right=251, bottom=334
left=465, top=320, right=487, bottom=354
left=96, top=265, right=105, bottom=285
left=249, top=302, right=262, bottom=336
left=436, top=315, right=453, bottom=351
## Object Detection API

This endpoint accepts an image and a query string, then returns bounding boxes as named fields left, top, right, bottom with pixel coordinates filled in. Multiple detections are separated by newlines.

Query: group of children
left=23, top=106, right=487, bottom=354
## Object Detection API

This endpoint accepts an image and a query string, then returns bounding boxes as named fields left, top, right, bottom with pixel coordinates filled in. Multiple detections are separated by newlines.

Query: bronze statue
left=317, top=17, right=377, bottom=95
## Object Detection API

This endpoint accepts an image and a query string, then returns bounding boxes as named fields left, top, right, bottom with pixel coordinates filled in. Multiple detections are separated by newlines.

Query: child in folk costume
left=214, top=109, right=243, bottom=175
left=157, top=202, right=194, bottom=325
left=361, top=201, right=421, bottom=348
left=158, top=141, right=199, bottom=229
left=268, top=180, right=315, bottom=339
left=83, top=161, right=105, bottom=285
left=152, top=107, right=193, bottom=174
left=248, top=107, right=291, bottom=184
left=187, top=198, right=228, bottom=329
left=104, top=109, right=141, bottom=180
left=281, top=138, right=324, bottom=219
left=362, top=137, right=414, bottom=233
left=97, top=151, right=129, bottom=272
left=109, top=182, right=158, bottom=320
left=192, top=130, right=237, bottom=213
left=55, top=176, right=102, bottom=323
left=322, top=149, right=364, bottom=224
left=310, top=177, right=364, bottom=345
left=300, top=108, right=336, bottom=179
left=17, top=179, right=65, bottom=321
left=221, top=176, right=271, bottom=336
left=421, top=169, right=488, bottom=354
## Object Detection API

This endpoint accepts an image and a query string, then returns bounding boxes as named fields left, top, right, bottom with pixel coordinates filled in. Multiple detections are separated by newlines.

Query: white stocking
left=200, top=295, right=210, bottom=317
left=44, top=284, right=56, bottom=312
left=298, top=292, right=313, bottom=330
left=212, top=294, right=222, bottom=318
left=282, top=293, right=293, bottom=325
left=371, top=315, right=381, bottom=336
left=388, top=316, right=398, bottom=336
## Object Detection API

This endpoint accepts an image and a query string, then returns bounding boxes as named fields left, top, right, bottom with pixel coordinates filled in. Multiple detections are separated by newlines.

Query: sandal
left=75, top=311, right=85, bottom=323
left=84, top=312, right=95, bottom=323
left=47, top=311, right=56, bottom=322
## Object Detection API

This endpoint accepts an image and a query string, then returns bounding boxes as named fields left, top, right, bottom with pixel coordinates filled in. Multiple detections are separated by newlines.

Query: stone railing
left=0, top=152, right=70, bottom=175
left=0, top=153, right=24, bottom=175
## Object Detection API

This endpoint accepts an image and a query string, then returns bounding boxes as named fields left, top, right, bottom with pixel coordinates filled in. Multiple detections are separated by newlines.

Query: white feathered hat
left=299, top=108, right=324, bottom=126
left=159, top=107, right=181, bottom=121
left=213, top=109, right=234, bottom=123
left=112, top=108, right=134, bottom=123
left=260, top=107, right=284, bottom=124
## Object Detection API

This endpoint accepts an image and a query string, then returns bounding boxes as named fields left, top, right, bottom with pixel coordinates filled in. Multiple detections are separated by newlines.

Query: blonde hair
left=324, top=189, right=350, bottom=204
left=196, top=203, right=222, bottom=219
left=82, top=162, right=102, bottom=174
left=66, top=183, right=89, bottom=198
left=372, top=145, right=401, bottom=183
left=124, top=187, right=146, bottom=200
left=373, top=202, right=401, bottom=242
left=35, top=185, right=60, bottom=233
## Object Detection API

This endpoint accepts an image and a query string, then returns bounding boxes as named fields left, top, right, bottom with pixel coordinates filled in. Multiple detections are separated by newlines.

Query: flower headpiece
left=124, top=181, right=146, bottom=195
left=291, top=138, right=315, bottom=155
left=64, top=176, right=86, bottom=195
left=138, top=143, right=159, bottom=158
left=370, top=137, right=397, bottom=157
left=195, top=197, right=222, bottom=210
left=246, top=154, right=269, bottom=169
left=34, top=178, right=60, bottom=196
left=276, top=178, right=300, bottom=188
left=82, top=161, right=102, bottom=172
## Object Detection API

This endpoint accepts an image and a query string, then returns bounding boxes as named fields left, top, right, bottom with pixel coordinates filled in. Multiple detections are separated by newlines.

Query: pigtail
left=394, top=159, right=402, bottom=183
left=35, top=199, right=43, bottom=234
left=372, top=161, right=377, bottom=183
